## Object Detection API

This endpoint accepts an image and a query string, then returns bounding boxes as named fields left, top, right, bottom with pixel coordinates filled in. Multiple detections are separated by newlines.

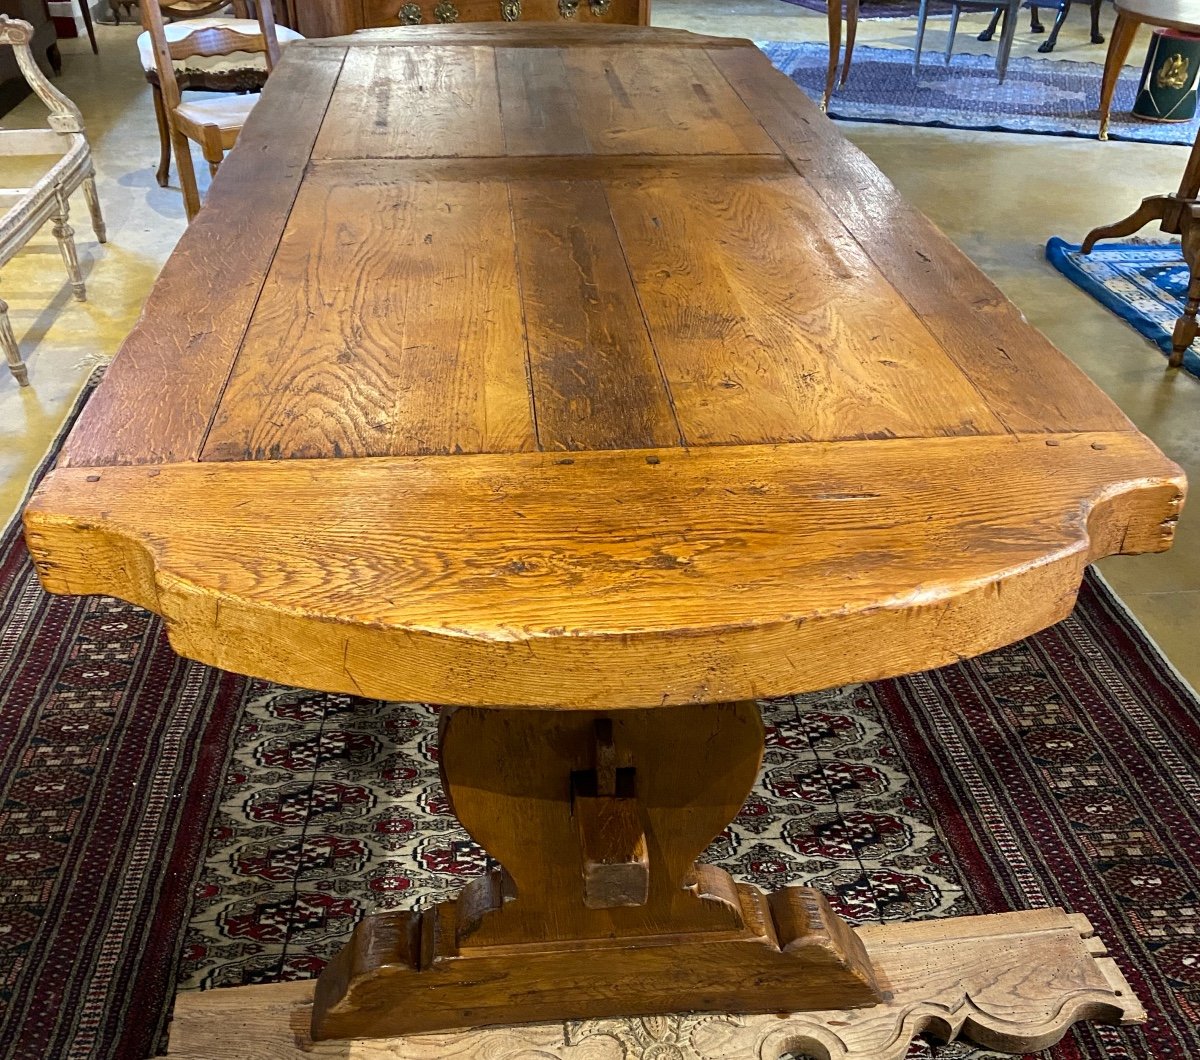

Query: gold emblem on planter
left=500, top=0, right=521, bottom=18
left=1158, top=53, right=1190, bottom=90
left=559, top=0, right=579, bottom=15
left=589, top=0, right=611, bottom=13
left=434, top=0, right=459, bottom=21
left=398, top=2, right=422, bottom=22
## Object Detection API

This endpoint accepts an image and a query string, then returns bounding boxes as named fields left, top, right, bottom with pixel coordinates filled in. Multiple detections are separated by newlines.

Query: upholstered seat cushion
left=136, top=18, right=303, bottom=78
left=174, top=91, right=258, bottom=131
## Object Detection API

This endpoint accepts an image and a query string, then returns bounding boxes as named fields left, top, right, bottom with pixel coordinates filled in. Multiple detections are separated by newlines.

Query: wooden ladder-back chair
left=141, top=0, right=281, bottom=220
left=0, top=15, right=105, bottom=387
left=138, top=0, right=303, bottom=190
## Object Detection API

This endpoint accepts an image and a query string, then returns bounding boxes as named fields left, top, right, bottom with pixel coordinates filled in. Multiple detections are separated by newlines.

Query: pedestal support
left=311, top=701, right=882, bottom=1040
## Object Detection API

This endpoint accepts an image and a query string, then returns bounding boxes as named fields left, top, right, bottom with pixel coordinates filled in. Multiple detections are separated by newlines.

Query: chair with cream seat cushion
left=136, top=2, right=302, bottom=188
left=141, top=0, right=284, bottom=220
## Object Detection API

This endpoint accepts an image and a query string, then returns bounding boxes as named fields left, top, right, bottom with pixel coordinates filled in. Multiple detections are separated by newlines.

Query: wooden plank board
left=203, top=171, right=536, bottom=460
left=606, top=171, right=1008, bottom=444
left=26, top=432, right=1183, bottom=708
left=706, top=45, right=1134, bottom=436
left=59, top=47, right=347, bottom=468
left=312, top=46, right=504, bottom=160
left=557, top=46, right=780, bottom=156
left=509, top=178, right=681, bottom=450
left=494, top=47, right=592, bottom=156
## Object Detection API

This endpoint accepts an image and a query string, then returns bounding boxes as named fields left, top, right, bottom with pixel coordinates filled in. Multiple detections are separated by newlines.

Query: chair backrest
left=141, top=0, right=281, bottom=111
left=159, top=0, right=250, bottom=17
left=159, top=0, right=250, bottom=18
left=0, top=15, right=84, bottom=134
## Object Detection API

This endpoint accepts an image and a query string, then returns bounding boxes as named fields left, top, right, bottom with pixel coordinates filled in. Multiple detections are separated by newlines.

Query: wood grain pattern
left=59, top=46, right=347, bottom=467
left=706, top=45, right=1135, bottom=436
left=605, top=171, right=1008, bottom=445
left=556, top=46, right=780, bottom=157
left=313, top=46, right=504, bottom=160
left=494, top=46, right=591, bottom=156
left=25, top=432, right=1183, bottom=709
left=166, top=911, right=1145, bottom=1058
left=203, top=171, right=535, bottom=460
left=509, top=178, right=681, bottom=450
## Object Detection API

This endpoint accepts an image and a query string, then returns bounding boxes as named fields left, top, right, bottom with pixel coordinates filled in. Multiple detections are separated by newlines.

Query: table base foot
left=167, top=909, right=1145, bottom=1059
left=309, top=882, right=880, bottom=1039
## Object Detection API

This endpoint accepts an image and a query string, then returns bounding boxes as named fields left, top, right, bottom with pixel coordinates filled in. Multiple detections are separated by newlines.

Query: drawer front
left=359, top=0, right=646, bottom=27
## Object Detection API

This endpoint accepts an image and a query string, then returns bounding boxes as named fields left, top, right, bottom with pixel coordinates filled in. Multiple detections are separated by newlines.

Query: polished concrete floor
left=0, top=7, right=1196, bottom=685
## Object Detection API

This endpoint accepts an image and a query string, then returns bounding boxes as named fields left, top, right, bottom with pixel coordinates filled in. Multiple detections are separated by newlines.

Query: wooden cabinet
left=280, top=0, right=648, bottom=38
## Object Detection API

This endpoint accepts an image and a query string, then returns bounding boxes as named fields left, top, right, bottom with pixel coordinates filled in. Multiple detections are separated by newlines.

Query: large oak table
left=24, top=23, right=1186, bottom=1059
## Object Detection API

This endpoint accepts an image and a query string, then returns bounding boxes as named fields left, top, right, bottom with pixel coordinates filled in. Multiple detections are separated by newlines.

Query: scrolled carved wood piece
left=167, top=910, right=1145, bottom=1058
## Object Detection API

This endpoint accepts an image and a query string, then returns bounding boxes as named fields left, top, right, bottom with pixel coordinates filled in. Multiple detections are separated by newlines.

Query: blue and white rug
left=761, top=40, right=1200, bottom=145
left=1046, top=236, right=1200, bottom=377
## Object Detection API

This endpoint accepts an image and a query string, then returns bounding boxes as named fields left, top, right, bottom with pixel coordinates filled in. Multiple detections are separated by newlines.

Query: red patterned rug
left=2, top=380, right=1198, bottom=1058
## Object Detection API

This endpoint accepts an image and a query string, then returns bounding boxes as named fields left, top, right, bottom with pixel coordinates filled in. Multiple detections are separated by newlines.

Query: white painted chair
left=0, top=15, right=105, bottom=387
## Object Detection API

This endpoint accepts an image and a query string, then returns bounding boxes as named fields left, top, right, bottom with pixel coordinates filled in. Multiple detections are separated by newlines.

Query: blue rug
left=761, top=40, right=1200, bottom=145
left=1046, top=236, right=1200, bottom=377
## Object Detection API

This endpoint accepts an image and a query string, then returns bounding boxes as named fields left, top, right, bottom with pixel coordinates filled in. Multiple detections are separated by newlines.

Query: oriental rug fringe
left=1, top=383, right=1198, bottom=1058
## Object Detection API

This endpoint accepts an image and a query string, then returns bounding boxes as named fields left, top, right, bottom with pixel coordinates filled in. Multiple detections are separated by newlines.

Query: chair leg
left=913, top=0, right=931, bottom=70
left=1039, top=0, right=1071, bottom=52
left=1029, top=5, right=1043, bottom=32
left=0, top=298, right=27, bottom=387
left=108, top=0, right=121, bottom=23
left=824, top=0, right=841, bottom=111
left=200, top=125, right=225, bottom=180
left=840, top=0, right=859, bottom=87
left=83, top=171, right=106, bottom=244
left=945, top=3, right=961, bottom=63
left=979, top=7, right=1002, bottom=42
left=77, top=0, right=98, bottom=53
left=1090, top=0, right=1104, bottom=43
left=151, top=83, right=172, bottom=188
left=1099, top=14, right=1139, bottom=140
left=996, top=0, right=1019, bottom=81
left=172, top=129, right=203, bottom=222
left=51, top=191, right=86, bottom=302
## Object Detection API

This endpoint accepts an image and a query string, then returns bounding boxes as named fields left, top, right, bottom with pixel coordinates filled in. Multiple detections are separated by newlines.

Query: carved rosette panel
left=398, top=3, right=422, bottom=23
left=589, top=0, right=611, bottom=13
left=433, top=0, right=459, bottom=21
left=500, top=0, right=521, bottom=19
left=558, top=0, right=579, bottom=15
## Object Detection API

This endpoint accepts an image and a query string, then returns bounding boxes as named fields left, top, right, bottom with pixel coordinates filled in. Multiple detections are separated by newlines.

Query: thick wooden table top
left=25, top=25, right=1185, bottom=709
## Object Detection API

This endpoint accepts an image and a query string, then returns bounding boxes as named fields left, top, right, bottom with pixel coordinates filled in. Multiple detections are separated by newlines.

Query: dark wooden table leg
left=1099, top=12, right=1139, bottom=140
left=1170, top=203, right=1200, bottom=366
left=310, top=701, right=882, bottom=1041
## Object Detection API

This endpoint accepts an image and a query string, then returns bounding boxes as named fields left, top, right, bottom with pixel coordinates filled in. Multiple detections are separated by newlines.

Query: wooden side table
left=1097, top=0, right=1200, bottom=139
left=1083, top=134, right=1200, bottom=366
left=1087, top=0, right=1200, bottom=366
